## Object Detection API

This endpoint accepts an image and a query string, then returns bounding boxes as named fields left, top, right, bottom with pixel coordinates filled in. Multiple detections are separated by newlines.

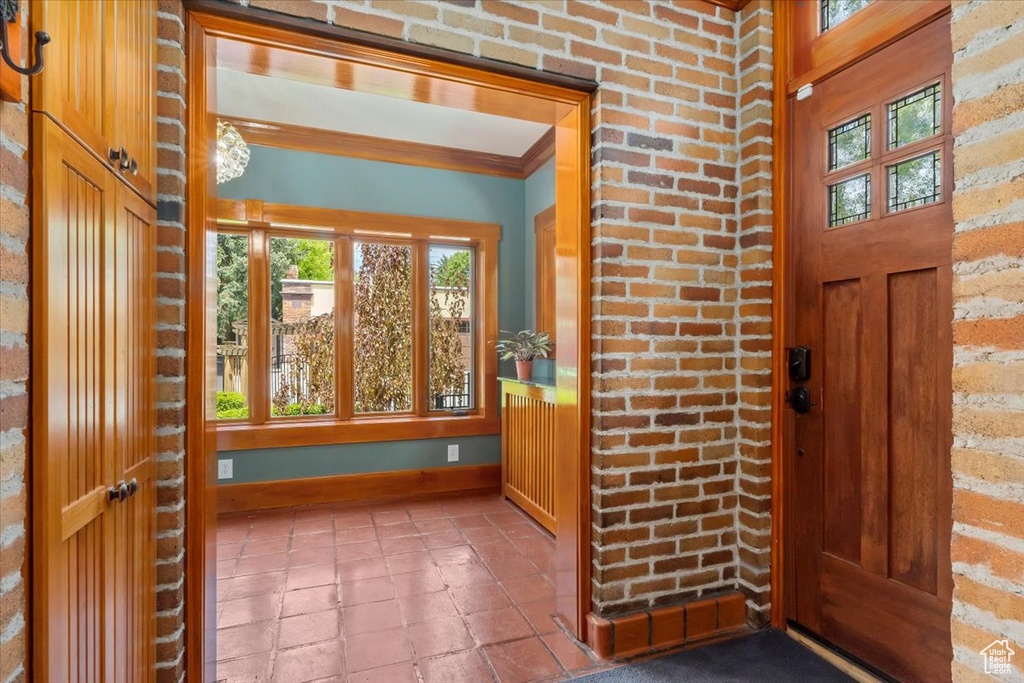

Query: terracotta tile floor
left=216, top=491, right=613, bottom=683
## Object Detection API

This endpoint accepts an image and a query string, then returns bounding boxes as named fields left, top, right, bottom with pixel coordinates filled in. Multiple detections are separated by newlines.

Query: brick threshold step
left=587, top=591, right=748, bottom=660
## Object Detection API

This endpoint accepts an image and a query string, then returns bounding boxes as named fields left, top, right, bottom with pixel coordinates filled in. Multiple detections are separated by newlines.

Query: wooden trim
left=183, top=0, right=597, bottom=96
left=553, top=98, right=592, bottom=642
left=702, top=0, right=755, bottom=11
left=225, top=115, right=529, bottom=179
left=0, top=3, right=23, bottom=102
left=786, top=629, right=886, bottom=683
left=218, top=414, right=500, bottom=451
left=185, top=16, right=217, bottom=683
left=216, top=198, right=502, bottom=241
left=787, top=0, right=949, bottom=94
left=770, top=0, right=791, bottom=632
left=216, top=463, right=501, bottom=513
left=522, top=127, right=556, bottom=178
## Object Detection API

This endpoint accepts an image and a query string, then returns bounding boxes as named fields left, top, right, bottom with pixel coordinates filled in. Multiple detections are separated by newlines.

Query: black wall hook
left=0, top=0, right=49, bottom=77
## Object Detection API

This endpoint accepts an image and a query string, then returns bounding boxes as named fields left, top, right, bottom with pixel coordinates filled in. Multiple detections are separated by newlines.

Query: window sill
left=216, top=413, right=501, bottom=451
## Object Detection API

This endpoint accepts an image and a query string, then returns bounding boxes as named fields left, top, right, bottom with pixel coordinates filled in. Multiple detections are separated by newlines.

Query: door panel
left=33, top=114, right=115, bottom=683
left=32, top=0, right=112, bottom=163
left=787, top=16, right=953, bottom=682
left=33, top=0, right=157, bottom=204
left=33, top=115, right=157, bottom=682
left=111, top=0, right=157, bottom=201
left=110, top=186, right=158, bottom=681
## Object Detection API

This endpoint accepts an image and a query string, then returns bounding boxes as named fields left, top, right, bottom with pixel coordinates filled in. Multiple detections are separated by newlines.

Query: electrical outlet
left=218, top=459, right=233, bottom=480
left=447, top=444, right=459, bottom=463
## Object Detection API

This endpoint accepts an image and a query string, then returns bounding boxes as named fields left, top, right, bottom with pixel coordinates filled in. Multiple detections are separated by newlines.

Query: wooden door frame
left=769, top=0, right=953, bottom=630
left=184, top=7, right=594, bottom=678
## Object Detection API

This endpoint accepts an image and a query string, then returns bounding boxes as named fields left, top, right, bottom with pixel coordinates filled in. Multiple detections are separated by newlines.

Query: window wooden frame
left=212, top=198, right=500, bottom=451
left=534, top=204, right=556, bottom=350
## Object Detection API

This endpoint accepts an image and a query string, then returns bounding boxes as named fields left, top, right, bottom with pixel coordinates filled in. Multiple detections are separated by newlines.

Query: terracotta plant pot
left=515, top=360, right=533, bottom=381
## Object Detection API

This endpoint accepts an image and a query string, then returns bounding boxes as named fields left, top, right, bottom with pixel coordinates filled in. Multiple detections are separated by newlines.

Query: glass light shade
left=216, top=120, right=250, bottom=184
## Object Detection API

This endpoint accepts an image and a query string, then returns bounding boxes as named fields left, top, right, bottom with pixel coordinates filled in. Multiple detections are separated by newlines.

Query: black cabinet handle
left=108, top=481, right=128, bottom=503
left=127, top=478, right=138, bottom=498
left=118, top=147, right=131, bottom=172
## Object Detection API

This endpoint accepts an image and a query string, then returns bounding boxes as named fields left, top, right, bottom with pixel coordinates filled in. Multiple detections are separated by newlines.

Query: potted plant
left=496, top=329, right=552, bottom=380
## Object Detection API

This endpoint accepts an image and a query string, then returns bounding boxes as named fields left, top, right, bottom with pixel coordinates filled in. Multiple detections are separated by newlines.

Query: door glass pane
left=269, top=236, right=335, bottom=418
left=353, top=241, right=413, bottom=414
left=828, top=173, right=871, bottom=227
left=888, top=151, right=941, bottom=212
left=888, top=84, right=941, bottom=149
left=216, top=233, right=249, bottom=420
left=428, top=245, right=474, bottom=412
left=828, top=114, right=871, bottom=171
left=821, top=0, right=871, bottom=32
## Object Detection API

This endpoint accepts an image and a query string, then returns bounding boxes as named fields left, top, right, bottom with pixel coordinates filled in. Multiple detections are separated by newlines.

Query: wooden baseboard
left=217, top=463, right=501, bottom=513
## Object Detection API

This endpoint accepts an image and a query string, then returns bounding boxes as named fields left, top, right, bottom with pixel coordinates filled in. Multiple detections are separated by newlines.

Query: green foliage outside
left=272, top=403, right=327, bottom=416
left=428, top=252, right=471, bottom=405
left=216, top=391, right=248, bottom=420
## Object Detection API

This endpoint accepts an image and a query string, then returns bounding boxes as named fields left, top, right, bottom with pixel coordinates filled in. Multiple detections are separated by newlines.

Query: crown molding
left=223, top=115, right=555, bottom=179
left=521, top=127, right=556, bottom=178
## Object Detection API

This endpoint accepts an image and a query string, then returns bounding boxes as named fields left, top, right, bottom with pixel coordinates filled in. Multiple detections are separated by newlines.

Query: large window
left=212, top=200, right=499, bottom=450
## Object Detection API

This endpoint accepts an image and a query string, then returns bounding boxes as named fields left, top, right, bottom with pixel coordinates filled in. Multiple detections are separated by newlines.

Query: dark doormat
left=575, top=629, right=855, bottom=683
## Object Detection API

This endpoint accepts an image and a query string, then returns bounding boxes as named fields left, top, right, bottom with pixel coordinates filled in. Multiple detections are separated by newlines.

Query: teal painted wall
left=220, top=436, right=500, bottom=484
left=216, top=146, right=529, bottom=484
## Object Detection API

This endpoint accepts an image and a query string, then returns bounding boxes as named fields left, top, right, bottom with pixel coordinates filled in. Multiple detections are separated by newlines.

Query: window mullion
left=412, top=240, right=429, bottom=417
left=336, top=235, right=354, bottom=421
left=249, top=229, right=271, bottom=425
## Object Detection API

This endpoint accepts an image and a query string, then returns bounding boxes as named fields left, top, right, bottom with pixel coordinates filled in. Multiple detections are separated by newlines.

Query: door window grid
left=828, top=173, right=871, bottom=227
left=888, top=84, right=941, bottom=149
left=828, top=114, right=871, bottom=172
left=820, top=0, right=872, bottom=32
left=887, top=151, right=941, bottom=213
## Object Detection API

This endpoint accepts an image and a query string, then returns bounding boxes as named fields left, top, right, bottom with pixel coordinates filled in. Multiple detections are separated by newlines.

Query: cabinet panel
left=112, top=0, right=158, bottom=201
left=32, top=0, right=113, bottom=160
left=33, top=0, right=157, bottom=204
left=109, top=184, right=158, bottom=681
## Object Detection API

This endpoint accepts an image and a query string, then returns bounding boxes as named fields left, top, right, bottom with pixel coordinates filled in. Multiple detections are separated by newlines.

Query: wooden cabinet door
left=33, top=0, right=157, bottom=204
left=32, top=0, right=114, bottom=164
left=111, top=0, right=157, bottom=202
left=108, top=185, right=157, bottom=682
left=33, top=115, right=158, bottom=682
left=32, top=114, right=117, bottom=683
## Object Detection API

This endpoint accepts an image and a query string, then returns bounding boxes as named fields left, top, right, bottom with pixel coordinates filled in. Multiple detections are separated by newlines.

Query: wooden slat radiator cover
left=501, top=379, right=557, bottom=533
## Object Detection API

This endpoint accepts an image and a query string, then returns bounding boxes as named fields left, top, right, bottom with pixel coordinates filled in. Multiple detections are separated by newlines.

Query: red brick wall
left=154, top=1, right=189, bottom=680
left=734, top=0, right=773, bottom=626
left=0, top=1, right=30, bottom=679
left=948, top=1, right=1024, bottom=680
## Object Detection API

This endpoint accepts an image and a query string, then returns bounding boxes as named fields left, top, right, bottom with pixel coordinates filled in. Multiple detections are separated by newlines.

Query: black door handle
left=786, top=386, right=818, bottom=414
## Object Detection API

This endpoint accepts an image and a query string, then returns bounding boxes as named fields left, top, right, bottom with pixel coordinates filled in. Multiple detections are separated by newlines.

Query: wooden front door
left=787, top=16, right=953, bottom=682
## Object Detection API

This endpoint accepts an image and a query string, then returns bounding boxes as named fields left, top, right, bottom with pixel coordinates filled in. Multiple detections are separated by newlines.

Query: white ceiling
left=215, top=69, right=551, bottom=157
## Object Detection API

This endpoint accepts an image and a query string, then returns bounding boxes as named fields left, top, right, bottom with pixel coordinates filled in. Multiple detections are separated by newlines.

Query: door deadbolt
left=787, top=346, right=812, bottom=382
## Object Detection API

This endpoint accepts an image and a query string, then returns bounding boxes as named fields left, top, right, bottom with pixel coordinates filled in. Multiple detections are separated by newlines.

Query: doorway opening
left=185, top=7, right=593, bottom=681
